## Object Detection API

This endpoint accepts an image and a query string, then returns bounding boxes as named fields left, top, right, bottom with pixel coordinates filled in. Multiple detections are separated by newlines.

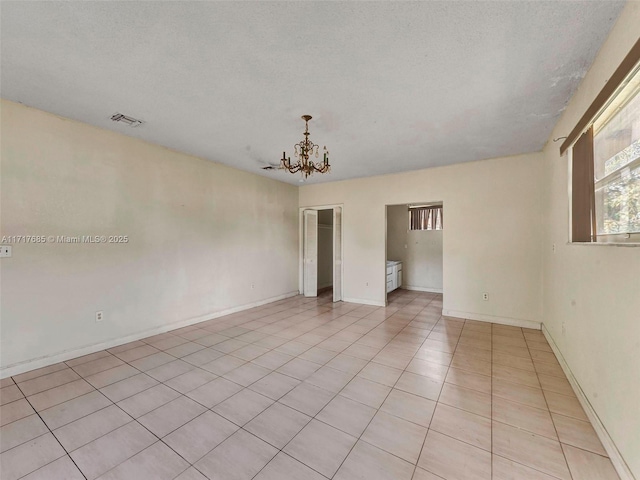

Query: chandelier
left=280, top=115, right=330, bottom=178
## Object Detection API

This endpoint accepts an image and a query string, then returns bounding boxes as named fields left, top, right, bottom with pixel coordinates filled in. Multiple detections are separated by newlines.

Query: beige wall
left=405, top=230, right=443, bottom=292
left=300, top=151, right=544, bottom=327
left=0, top=100, right=299, bottom=371
left=386, top=205, right=443, bottom=292
left=541, top=2, right=640, bottom=477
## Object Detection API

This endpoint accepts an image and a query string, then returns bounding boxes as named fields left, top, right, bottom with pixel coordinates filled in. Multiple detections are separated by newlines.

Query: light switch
left=0, top=245, right=11, bottom=258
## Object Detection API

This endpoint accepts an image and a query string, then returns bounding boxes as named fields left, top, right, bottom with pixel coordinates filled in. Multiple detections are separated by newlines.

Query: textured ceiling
left=0, top=1, right=625, bottom=185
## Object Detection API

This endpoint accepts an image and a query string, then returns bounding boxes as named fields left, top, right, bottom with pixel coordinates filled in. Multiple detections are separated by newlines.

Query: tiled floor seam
left=10, top=379, right=90, bottom=480
left=12, top=375, right=83, bottom=403
left=321, top=306, right=429, bottom=475
left=10, top=367, right=66, bottom=388
left=6, top=292, right=606, bottom=480
left=248, top=295, right=441, bottom=480
left=523, top=326, right=575, bottom=480
left=524, top=334, right=618, bottom=473
left=337, top=298, right=449, bottom=477
left=410, top=317, right=465, bottom=480
left=87, top=298, right=392, bottom=478
left=50, top=355, right=201, bottom=478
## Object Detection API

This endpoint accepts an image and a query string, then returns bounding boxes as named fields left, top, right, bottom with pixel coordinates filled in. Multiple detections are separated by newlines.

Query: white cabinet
left=386, top=261, right=403, bottom=293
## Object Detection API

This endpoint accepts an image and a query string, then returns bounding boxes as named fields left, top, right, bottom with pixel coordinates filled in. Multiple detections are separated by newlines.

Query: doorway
left=385, top=202, right=443, bottom=304
left=300, top=205, right=343, bottom=302
left=317, top=209, right=334, bottom=295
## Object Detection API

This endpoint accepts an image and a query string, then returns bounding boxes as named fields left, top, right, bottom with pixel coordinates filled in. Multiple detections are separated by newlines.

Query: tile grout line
left=227, top=296, right=414, bottom=479
left=10, top=380, right=89, bottom=480
left=50, top=359, right=192, bottom=479
left=54, top=346, right=202, bottom=479
left=5, top=293, right=612, bottom=480
left=99, top=294, right=378, bottom=479
left=237, top=291, right=437, bottom=479
left=4, top=292, right=443, bottom=480
left=100, top=302, right=342, bottom=478
left=523, top=327, right=576, bottom=480
left=322, top=296, right=437, bottom=479
left=185, top=294, right=382, bottom=479
left=410, top=313, right=466, bottom=480
left=3, top=294, right=396, bottom=456
left=339, top=295, right=447, bottom=473
left=2, top=295, right=355, bottom=476
left=490, top=327, right=581, bottom=480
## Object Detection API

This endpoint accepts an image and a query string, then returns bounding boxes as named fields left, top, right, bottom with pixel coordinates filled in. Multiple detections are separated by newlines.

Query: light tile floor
left=0, top=290, right=621, bottom=480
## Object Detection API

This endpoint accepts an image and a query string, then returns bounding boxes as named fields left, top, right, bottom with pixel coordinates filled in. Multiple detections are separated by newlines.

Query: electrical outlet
left=366, top=282, right=369, bottom=287
left=482, top=293, right=489, bottom=301
left=0, top=245, right=12, bottom=258
left=251, top=283, right=255, bottom=289
left=95, top=311, right=104, bottom=322
left=552, top=243, right=556, bottom=253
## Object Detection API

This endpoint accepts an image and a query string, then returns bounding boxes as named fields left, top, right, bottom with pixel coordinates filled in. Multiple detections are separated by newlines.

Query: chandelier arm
left=311, top=162, right=329, bottom=173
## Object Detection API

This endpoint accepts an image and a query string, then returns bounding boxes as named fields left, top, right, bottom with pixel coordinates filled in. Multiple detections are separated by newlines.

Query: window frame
left=566, top=39, right=640, bottom=245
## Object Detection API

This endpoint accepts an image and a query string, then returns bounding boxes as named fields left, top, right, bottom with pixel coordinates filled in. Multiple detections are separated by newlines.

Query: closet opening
left=300, top=205, right=343, bottom=302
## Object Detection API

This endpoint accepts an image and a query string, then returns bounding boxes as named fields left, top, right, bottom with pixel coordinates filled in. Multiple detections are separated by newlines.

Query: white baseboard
left=404, top=285, right=443, bottom=293
left=0, top=290, right=299, bottom=379
left=442, top=309, right=541, bottom=330
left=343, top=297, right=386, bottom=307
left=542, top=325, right=635, bottom=480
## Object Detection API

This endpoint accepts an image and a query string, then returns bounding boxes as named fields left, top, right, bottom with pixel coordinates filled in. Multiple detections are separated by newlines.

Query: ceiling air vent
left=110, top=113, right=144, bottom=127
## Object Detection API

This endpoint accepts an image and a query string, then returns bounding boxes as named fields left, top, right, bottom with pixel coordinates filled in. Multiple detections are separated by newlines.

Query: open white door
left=333, top=206, right=343, bottom=302
left=303, top=210, right=318, bottom=297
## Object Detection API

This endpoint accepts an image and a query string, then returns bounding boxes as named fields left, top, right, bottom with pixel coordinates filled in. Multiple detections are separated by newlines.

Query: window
left=566, top=39, right=640, bottom=243
left=409, top=206, right=443, bottom=231
left=593, top=81, right=640, bottom=236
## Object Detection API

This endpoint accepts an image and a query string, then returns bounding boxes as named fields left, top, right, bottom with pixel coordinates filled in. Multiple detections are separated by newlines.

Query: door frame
left=298, top=203, right=344, bottom=300
left=385, top=201, right=444, bottom=306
